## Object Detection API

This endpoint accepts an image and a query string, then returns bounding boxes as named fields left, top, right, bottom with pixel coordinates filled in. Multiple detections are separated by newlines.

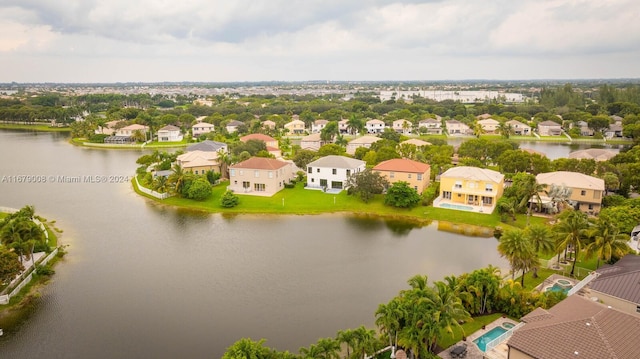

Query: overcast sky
left=1, top=0, right=639, bottom=83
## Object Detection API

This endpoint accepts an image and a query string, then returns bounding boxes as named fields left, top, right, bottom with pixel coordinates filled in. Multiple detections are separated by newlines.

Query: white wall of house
left=306, top=164, right=364, bottom=190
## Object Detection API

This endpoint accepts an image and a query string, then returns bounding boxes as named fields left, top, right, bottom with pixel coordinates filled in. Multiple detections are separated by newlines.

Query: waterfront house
left=400, top=139, right=431, bottom=148
left=535, top=171, right=604, bottom=215
left=477, top=118, right=500, bottom=134
left=586, top=255, right=640, bottom=317
left=227, top=157, right=295, bottom=197
left=95, top=120, right=124, bottom=135
left=507, top=295, right=640, bottom=359
left=445, top=120, right=471, bottom=136
left=365, top=119, right=386, bottom=134
left=373, top=159, right=430, bottom=194
left=116, top=124, right=149, bottom=137
left=537, top=120, right=562, bottom=136
left=505, top=119, right=531, bottom=136
left=392, top=119, right=413, bottom=135
left=436, top=166, right=504, bottom=213
left=417, top=118, right=442, bottom=134
left=176, top=150, right=220, bottom=175
left=346, top=136, right=381, bottom=155
left=157, top=125, right=183, bottom=142
left=568, top=149, right=617, bottom=162
left=186, top=140, right=228, bottom=153
left=284, top=119, right=306, bottom=135
left=306, top=155, right=365, bottom=191
left=191, top=122, right=215, bottom=137
left=605, top=122, right=624, bottom=138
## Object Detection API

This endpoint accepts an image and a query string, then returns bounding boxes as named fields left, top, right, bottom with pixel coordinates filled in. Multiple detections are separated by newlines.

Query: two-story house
left=226, top=120, right=244, bottom=133
left=227, top=157, right=295, bottom=197
left=157, top=125, right=183, bottom=142
left=284, top=119, right=306, bottom=135
left=505, top=119, right=531, bottom=136
left=311, top=119, right=328, bottom=134
left=417, top=118, right=442, bottom=134
left=477, top=118, right=500, bottom=134
left=176, top=150, right=220, bottom=175
left=436, top=166, right=504, bottom=213
left=537, top=120, right=562, bottom=136
left=365, top=119, right=386, bottom=134
left=536, top=171, right=605, bottom=215
left=445, top=120, right=471, bottom=136
left=392, top=119, right=413, bottom=135
left=346, top=136, right=381, bottom=155
left=306, top=155, right=365, bottom=191
left=191, top=122, right=215, bottom=137
left=373, top=159, right=430, bottom=194
left=240, top=133, right=281, bottom=158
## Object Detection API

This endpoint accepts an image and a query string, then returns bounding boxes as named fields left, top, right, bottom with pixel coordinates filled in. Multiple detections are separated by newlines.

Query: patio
left=433, top=197, right=496, bottom=214
left=438, top=317, right=519, bottom=359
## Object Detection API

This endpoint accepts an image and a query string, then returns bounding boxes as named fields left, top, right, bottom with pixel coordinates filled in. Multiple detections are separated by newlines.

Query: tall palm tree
left=554, top=209, right=589, bottom=277
left=426, top=281, right=471, bottom=352
left=515, top=174, right=545, bottom=225
left=498, top=229, right=538, bottom=286
left=351, top=326, right=377, bottom=359
left=336, top=329, right=356, bottom=359
left=217, top=149, right=232, bottom=179
left=168, top=164, right=187, bottom=195
left=472, top=122, right=485, bottom=138
left=585, top=219, right=630, bottom=268
left=375, top=299, right=404, bottom=350
left=347, top=115, right=364, bottom=136
left=525, top=224, right=554, bottom=278
left=313, top=337, right=341, bottom=359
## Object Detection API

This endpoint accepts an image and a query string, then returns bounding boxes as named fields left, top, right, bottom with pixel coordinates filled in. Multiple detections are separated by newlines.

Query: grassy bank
left=133, top=178, right=546, bottom=230
left=0, top=123, right=71, bottom=132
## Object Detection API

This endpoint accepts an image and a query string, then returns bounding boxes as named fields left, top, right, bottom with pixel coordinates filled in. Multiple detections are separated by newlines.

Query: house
left=338, top=119, right=350, bottom=134
left=445, top=120, right=471, bottom=135
left=604, top=123, right=624, bottom=138
left=365, top=119, right=386, bottom=134
left=568, top=149, right=617, bottom=162
left=537, top=120, right=562, bottom=136
left=417, top=118, right=442, bottom=134
left=311, top=119, right=328, bottom=134
left=505, top=119, right=531, bottom=136
left=576, top=120, right=594, bottom=136
left=115, top=124, right=149, bottom=137
left=262, top=120, right=276, bottom=130
left=157, top=125, right=183, bottom=142
left=300, top=133, right=325, bottom=151
left=506, top=295, right=640, bottom=359
left=226, top=120, right=244, bottom=133
left=191, top=122, right=215, bottom=137
left=536, top=171, right=605, bottom=215
left=477, top=118, right=500, bottom=134
left=392, top=119, right=413, bottom=135
left=346, top=136, right=381, bottom=155
left=373, top=159, right=430, bottom=194
left=227, top=157, right=295, bottom=197
left=476, top=113, right=492, bottom=120
left=95, top=120, right=124, bottom=135
left=400, top=139, right=431, bottom=148
left=186, top=140, right=228, bottom=153
left=306, top=155, right=365, bottom=191
left=240, top=134, right=280, bottom=157
left=436, top=166, right=504, bottom=213
left=176, top=150, right=220, bottom=175
left=284, top=119, right=306, bottom=135
left=586, top=255, right=640, bottom=317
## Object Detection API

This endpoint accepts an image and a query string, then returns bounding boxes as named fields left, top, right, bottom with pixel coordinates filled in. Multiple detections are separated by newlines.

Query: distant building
left=157, top=125, right=183, bottom=142
left=346, top=136, right=381, bottom=155
left=191, top=122, right=215, bottom=137
left=365, top=119, right=386, bottom=134
left=537, top=120, right=562, bottom=136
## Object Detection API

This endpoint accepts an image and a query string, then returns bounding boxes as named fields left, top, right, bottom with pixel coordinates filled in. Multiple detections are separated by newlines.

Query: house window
left=332, top=169, right=337, bottom=175
left=331, top=181, right=342, bottom=189
left=268, top=171, right=273, bottom=179
left=194, top=170, right=198, bottom=175
left=346, top=169, right=351, bottom=176
left=230, top=169, right=236, bottom=177
left=239, top=170, right=244, bottom=176
left=636, top=305, right=640, bottom=313
left=485, top=184, right=493, bottom=192
left=581, top=190, right=586, bottom=196
left=408, top=174, right=412, bottom=179
left=414, top=186, right=418, bottom=191
left=317, top=168, right=320, bottom=173
left=234, top=180, right=237, bottom=185
left=320, top=179, right=328, bottom=188
left=588, top=204, right=594, bottom=210
left=254, top=183, right=265, bottom=191
left=308, top=167, right=312, bottom=174
left=454, top=181, right=462, bottom=189
left=254, top=171, right=260, bottom=178
left=390, top=172, right=395, bottom=179
left=443, top=191, right=452, bottom=199
left=242, top=181, right=250, bottom=189
left=417, top=174, right=422, bottom=180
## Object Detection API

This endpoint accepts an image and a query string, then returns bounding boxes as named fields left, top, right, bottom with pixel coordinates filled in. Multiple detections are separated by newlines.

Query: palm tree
left=515, top=174, right=545, bottom=225
left=585, top=219, right=630, bottom=268
left=152, top=175, right=170, bottom=193
left=375, top=299, right=404, bottom=351
left=336, top=329, right=356, bottom=359
left=498, top=123, right=513, bottom=139
left=426, top=281, right=471, bottom=352
left=554, top=209, right=589, bottom=277
left=498, top=229, right=538, bottom=286
left=525, top=224, right=554, bottom=278
left=312, top=337, right=341, bottom=359
left=168, top=164, right=187, bottom=195
left=217, top=149, right=232, bottom=179
left=347, top=115, right=364, bottom=136
left=472, top=122, right=485, bottom=138
left=351, top=326, right=377, bottom=359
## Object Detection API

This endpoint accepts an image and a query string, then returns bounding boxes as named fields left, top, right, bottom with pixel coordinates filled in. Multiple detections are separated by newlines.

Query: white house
left=417, top=118, right=442, bottom=134
left=445, top=120, right=471, bottom=135
left=505, top=119, right=531, bottom=135
left=311, top=119, right=328, bottom=134
left=477, top=118, right=500, bottom=134
left=365, top=119, right=386, bottom=134
left=157, top=125, right=183, bottom=142
left=338, top=119, right=350, bottom=134
left=226, top=120, right=244, bottom=133
left=306, top=155, right=366, bottom=191
left=191, top=122, right=215, bottom=137
left=392, top=119, right=413, bottom=135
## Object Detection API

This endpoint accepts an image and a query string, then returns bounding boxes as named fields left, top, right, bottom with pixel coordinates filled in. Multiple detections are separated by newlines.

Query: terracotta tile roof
left=373, top=159, right=430, bottom=173
left=508, top=295, right=640, bottom=359
left=230, top=157, right=290, bottom=171
left=240, top=134, right=276, bottom=142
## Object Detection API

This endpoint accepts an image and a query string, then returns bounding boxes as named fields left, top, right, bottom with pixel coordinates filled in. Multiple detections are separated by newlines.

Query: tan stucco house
left=373, top=159, right=430, bottom=194
left=536, top=171, right=605, bottom=215
left=177, top=150, right=220, bottom=175
left=227, top=157, right=295, bottom=197
left=346, top=136, right=381, bottom=155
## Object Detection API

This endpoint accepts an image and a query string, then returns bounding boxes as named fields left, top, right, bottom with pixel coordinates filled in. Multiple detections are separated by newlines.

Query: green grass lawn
left=144, top=139, right=190, bottom=148
left=0, top=123, right=71, bottom=132
left=437, top=313, right=504, bottom=350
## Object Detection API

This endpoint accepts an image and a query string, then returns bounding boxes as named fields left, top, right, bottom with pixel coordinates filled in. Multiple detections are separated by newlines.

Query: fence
left=0, top=247, right=60, bottom=305
left=135, top=176, right=172, bottom=199
left=484, top=322, right=525, bottom=353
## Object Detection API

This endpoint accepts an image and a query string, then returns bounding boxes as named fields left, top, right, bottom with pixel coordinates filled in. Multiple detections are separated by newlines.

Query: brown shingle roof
left=508, top=295, right=640, bottom=359
left=590, top=255, right=640, bottom=305
left=373, top=159, right=430, bottom=173
left=230, top=157, right=289, bottom=171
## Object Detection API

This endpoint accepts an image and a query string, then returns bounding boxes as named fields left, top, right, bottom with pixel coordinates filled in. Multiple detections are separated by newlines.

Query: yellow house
left=373, top=159, right=430, bottom=194
left=536, top=171, right=604, bottom=215
left=436, top=166, right=504, bottom=213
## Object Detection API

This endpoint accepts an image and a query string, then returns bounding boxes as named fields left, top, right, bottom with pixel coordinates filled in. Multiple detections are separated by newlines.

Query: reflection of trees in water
left=437, top=221, right=494, bottom=238
left=345, top=214, right=431, bottom=237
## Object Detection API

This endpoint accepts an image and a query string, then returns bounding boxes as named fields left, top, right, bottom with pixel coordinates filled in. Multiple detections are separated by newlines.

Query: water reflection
left=437, top=221, right=496, bottom=238
left=344, top=214, right=432, bottom=237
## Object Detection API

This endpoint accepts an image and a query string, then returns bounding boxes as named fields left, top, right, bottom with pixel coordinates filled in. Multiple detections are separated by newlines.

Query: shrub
left=221, top=191, right=239, bottom=208
left=36, top=265, right=55, bottom=276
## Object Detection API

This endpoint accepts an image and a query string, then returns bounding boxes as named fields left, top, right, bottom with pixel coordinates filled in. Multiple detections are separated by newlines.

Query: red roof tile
left=373, top=159, right=430, bottom=173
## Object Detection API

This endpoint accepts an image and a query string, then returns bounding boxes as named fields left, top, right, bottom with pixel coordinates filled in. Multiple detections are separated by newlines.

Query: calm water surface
left=0, top=130, right=510, bottom=358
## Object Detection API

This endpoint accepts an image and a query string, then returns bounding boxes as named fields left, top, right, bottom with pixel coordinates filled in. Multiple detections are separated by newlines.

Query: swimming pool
left=439, top=203, right=474, bottom=211
left=502, top=322, right=515, bottom=329
left=545, top=281, right=573, bottom=294
left=473, top=326, right=507, bottom=352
